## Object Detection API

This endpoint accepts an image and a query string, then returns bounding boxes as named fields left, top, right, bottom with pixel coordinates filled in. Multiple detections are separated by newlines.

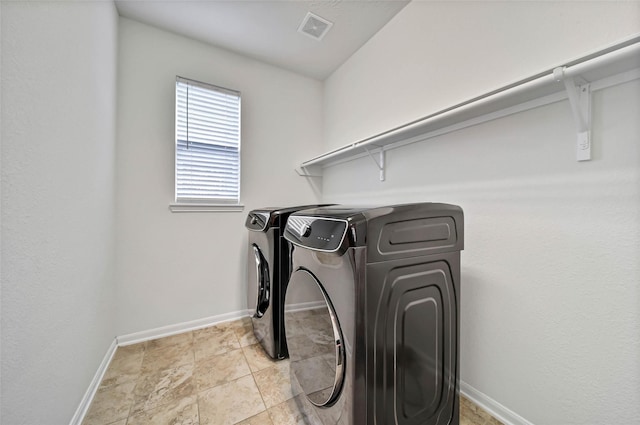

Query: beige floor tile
left=198, top=375, right=266, bottom=425
left=112, top=342, right=146, bottom=359
left=267, top=396, right=317, bottom=425
left=100, top=344, right=145, bottom=388
left=147, top=332, right=193, bottom=351
left=234, top=318, right=260, bottom=347
left=195, top=347, right=251, bottom=392
left=88, top=323, right=507, bottom=425
left=140, top=341, right=195, bottom=374
left=461, top=400, right=492, bottom=425
left=234, top=410, right=274, bottom=425
left=194, top=323, right=241, bottom=361
left=131, top=363, right=194, bottom=415
left=225, top=316, right=251, bottom=331
left=253, top=360, right=301, bottom=408
left=486, top=417, right=505, bottom=425
left=193, top=321, right=236, bottom=341
left=127, top=396, right=198, bottom=425
left=242, top=343, right=278, bottom=372
left=82, top=381, right=136, bottom=425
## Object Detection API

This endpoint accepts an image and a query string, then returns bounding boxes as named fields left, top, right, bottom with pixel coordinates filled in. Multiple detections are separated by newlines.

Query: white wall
left=321, top=2, right=640, bottom=424
left=116, top=18, right=322, bottom=336
left=0, top=2, right=118, bottom=424
left=324, top=1, right=640, bottom=151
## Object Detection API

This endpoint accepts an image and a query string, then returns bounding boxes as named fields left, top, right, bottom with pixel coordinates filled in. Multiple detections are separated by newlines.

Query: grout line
left=249, top=373, right=269, bottom=420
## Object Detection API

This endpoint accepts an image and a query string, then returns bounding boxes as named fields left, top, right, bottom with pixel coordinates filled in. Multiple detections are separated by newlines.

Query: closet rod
left=301, top=38, right=640, bottom=169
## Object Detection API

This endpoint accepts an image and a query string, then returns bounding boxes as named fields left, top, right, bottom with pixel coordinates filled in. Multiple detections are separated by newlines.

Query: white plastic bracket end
left=363, top=146, right=385, bottom=181
left=554, top=67, right=592, bottom=161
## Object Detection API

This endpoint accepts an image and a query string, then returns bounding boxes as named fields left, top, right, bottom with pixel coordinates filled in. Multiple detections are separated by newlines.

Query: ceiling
left=114, top=0, right=410, bottom=80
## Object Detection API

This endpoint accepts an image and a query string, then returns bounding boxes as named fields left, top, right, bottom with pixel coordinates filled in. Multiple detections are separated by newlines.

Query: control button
left=302, top=225, right=312, bottom=237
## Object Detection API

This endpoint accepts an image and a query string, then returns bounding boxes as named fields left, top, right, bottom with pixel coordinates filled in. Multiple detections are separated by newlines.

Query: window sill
left=169, top=203, right=245, bottom=213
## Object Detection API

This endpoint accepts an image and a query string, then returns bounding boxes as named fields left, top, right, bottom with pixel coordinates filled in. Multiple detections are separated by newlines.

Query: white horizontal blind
left=175, top=77, right=241, bottom=203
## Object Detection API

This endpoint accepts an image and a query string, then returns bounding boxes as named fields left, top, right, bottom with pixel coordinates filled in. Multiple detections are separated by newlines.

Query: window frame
left=171, top=76, right=243, bottom=212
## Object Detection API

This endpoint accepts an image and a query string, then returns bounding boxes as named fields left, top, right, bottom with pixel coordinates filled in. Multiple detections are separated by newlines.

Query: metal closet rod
left=302, top=36, right=640, bottom=168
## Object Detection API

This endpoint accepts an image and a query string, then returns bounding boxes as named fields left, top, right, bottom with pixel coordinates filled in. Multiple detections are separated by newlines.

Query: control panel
left=284, top=216, right=348, bottom=252
left=245, top=212, right=271, bottom=232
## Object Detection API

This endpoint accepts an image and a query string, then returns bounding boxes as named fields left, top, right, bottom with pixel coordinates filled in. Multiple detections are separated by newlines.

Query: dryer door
left=250, top=244, right=270, bottom=318
left=285, top=268, right=345, bottom=407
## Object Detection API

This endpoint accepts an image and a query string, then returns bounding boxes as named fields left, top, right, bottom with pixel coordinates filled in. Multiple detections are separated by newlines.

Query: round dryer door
left=285, top=269, right=345, bottom=407
left=251, top=244, right=270, bottom=318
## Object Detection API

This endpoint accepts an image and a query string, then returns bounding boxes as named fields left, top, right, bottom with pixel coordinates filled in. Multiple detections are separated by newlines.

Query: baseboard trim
left=73, top=315, right=535, bottom=425
left=116, top=309, right=252, bottom=346
left=68, top=338, right=118, bottom=425
left=72, top=310, right=253, bottom=424
left=460, top=380, right=535, bottom=425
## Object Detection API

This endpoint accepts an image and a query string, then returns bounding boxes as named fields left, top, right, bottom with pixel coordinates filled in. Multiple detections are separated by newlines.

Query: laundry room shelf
left=295, top=36, right=640, bottom=180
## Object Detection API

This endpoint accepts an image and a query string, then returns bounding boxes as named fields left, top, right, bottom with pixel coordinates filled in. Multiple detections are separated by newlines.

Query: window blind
left=175, top=77, right=241, bottom=203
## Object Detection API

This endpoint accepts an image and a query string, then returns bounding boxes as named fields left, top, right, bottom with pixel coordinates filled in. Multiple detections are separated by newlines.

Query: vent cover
left=298, top=12, right=333, bottom=41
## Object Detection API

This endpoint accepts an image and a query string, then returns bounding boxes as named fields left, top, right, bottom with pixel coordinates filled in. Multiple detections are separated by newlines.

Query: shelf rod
left=299, top=38, right=640, bottom=171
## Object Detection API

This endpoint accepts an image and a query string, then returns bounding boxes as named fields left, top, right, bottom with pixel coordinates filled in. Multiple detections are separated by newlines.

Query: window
left=175, top=76, right=241, bottom=206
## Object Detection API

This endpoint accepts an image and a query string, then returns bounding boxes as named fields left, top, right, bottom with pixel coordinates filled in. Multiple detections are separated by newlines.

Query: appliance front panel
left=367, top=255, right=459, bottom=425
left=284, top=245, right=365, bottom=425
left=247, top=230, right=277, bottom=358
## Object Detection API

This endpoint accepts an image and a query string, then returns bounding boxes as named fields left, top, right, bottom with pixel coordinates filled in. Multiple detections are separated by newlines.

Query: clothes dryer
left=245, top=205, right=330, bottom=360
left=283, top=203, right=464, bottom=425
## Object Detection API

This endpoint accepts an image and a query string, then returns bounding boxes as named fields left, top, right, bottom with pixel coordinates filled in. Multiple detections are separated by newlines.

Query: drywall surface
left=1, top=2, right=118, bottom=424
left=324, top=1, right=640, bottom=151
left=322, top=5, right=640, bottom=420
left=116, top=18, right=322, bottom=335
left=322, top=77, right=640, bottom=424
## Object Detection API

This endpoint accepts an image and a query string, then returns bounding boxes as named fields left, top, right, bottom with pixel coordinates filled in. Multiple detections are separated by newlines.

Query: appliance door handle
left=252, top=245, right=270, bottom=318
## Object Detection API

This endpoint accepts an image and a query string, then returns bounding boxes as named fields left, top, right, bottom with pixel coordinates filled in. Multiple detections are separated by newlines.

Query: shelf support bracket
left=363, top=146, right=385, bottom=181
left=295, top=165, right=322, bottom=177
left=553, top=67, right=591, bottom=161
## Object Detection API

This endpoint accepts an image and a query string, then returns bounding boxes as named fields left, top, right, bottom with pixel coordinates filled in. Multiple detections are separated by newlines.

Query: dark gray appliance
left=283, top=203, right=464, bottom=425
left=245, top=205, right=330, bottom=360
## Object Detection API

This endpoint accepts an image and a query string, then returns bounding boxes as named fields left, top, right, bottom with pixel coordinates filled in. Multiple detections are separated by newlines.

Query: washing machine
left=245, top=205, right=331, bottom=360
left=283, top=203, right=464, bottom=425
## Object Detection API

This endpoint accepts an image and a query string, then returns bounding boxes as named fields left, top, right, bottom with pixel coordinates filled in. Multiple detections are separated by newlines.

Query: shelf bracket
left=294, top=165, right=322, bottom=177
left=553, top=67, right=592, bottom=161
left=363, top=146, right=385, bottom=181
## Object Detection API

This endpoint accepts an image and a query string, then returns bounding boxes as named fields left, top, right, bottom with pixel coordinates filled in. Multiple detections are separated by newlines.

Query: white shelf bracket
left=553, top=66, right=592, bottom=161
left=295, top=165, right=322, bottom=177
left=363, top=146, right=385, bottom=181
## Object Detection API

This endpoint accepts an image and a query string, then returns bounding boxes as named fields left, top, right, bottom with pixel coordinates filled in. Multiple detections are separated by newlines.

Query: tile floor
left=82, top=317, right=503, bottom=425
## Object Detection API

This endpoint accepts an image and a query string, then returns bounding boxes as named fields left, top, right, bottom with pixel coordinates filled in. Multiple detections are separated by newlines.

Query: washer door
left=285, top=268, right=345, bottom=407
left=251, top=244, right=270, bottom=318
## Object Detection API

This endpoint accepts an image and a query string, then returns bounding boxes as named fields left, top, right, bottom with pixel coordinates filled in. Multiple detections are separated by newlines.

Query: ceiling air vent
left=298, top=12, right=333, bottom=41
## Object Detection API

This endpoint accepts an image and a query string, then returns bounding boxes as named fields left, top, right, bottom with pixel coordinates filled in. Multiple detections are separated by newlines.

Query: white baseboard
left=116, top=309, right=252, bottom=346
left=72, top=310, right=252, bottom=424
left=460, top=380, right=535, bottom=425
left=74, top=314, right=534, bottom=425
left=69, top=338, right=118, bottom=425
